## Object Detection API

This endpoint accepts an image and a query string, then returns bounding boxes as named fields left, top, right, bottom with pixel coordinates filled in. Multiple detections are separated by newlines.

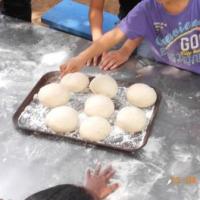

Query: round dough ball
left=89, top=74, right=118, bottom=98
left=46, top=106, right=78, bottom=134
left=80, top=116, right=111, bottom=142
left=60, top=72, right=89, bottom=92
left=127, top=83, right=157, bottom=108
left=116, top=106, right=147, bottom=133
left=84, top=95, right=114, bottom=118
left=38, top=83, right=70, bottom=108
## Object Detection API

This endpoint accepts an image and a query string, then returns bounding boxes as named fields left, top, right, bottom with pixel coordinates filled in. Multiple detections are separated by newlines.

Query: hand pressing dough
left=45, top=106, right=78, bottom=134
left=79, top=116, right=111, bottom=142
left=84, top=95, right=114, bottom=118
left=38, top=83, right=70, bottom=107
left=60, top=72, right=89, bottom=92
left=89, top=74, right=118, bottom=98
left=116, top=106, right=146, bottom=133
left=127, top=83, right=157, bottom=108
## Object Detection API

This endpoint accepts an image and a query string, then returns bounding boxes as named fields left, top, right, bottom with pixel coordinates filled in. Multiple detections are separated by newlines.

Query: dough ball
left=89, top=74, right=118, bottom=98
left=84, top=95, right=114, bottom=118
left=60, top=72, right=89, bottom=92
left=127, top=83, right=157, bottom=108
left=80, top=116, right=111, bottom=142
left=46, top=106, right=78, bottom=134
left=116, top=106, right=147, bottom=133
left=38, top=83, right=70, bottom=107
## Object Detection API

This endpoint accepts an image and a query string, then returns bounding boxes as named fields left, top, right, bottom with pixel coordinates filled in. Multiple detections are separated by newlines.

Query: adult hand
left=84, top=164, right=119, bottom=200
left=99, top=49, right=130, bottom=71
left=60, top=57, right=85, bottom=77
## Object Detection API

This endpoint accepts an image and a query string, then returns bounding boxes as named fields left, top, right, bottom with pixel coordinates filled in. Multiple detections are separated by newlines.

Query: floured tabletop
left=0, top=15, right=200, bottom=200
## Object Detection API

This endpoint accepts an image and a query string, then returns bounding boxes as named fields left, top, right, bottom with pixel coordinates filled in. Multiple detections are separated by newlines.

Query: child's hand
left=60, top=57, right=85, bottom=77
left=100, top=49, right=130, bottom=71
left=86, top=52, right=107, bottom=67
left=86, top=55, right=100, bottom=67
left=84, top=164, right=119, bottom=199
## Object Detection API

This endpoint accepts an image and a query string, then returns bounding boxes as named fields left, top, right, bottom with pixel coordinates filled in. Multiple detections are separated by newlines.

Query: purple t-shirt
left=119, top=0, right=200, bottom=74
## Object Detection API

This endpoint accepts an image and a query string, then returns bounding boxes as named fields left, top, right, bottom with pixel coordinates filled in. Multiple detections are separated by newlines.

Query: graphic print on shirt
left=155, top=20, right=200, bottom=66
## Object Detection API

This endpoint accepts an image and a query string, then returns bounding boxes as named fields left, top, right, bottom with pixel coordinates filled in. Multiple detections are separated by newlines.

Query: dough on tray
left=116, top=106, right=147, bottom=134
left=60, top=72, right=89, bottom=92
left=38, top=83, right=70, bottom=107
left=89, top=74, right=118, bottom=98
left=79, top=116, right=111, bottom=142
left=84, top=94, right=114, bottom=118
left=126, top=83, right=157, bottom=108
left=45, top=106, right=78, bottom=134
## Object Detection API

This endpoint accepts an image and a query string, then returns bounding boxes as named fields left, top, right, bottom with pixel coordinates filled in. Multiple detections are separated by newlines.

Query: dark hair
left=25, top=184, right=94, bottom=200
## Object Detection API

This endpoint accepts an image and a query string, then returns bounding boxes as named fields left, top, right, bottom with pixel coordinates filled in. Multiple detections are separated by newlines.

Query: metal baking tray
left=13, top=71, right=161, bottom=153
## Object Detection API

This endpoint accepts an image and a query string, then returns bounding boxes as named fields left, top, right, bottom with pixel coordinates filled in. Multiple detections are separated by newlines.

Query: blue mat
left=41, top=0, right=119, bottom=40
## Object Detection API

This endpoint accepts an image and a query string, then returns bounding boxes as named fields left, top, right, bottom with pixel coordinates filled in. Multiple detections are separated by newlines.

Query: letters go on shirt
left=119, top=0, right=200, bottom=74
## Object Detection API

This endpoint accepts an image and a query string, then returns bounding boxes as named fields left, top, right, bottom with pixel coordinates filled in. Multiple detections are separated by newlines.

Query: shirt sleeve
left=118, top=1, right=148, bottom=39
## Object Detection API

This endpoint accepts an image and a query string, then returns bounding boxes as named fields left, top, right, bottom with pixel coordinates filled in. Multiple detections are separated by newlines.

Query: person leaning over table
left=25, top=165, right=119, bottom=200
left=87, top=0, right=142, bottom=70
left=60, top=0, right=200, bottom=75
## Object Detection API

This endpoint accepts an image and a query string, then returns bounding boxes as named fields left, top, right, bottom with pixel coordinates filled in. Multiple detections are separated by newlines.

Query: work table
left=0, top=15, right=199, bottom=200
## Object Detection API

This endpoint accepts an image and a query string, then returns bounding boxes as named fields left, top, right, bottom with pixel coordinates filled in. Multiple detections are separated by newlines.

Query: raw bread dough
left=38, top=83, right=70, bottom=107
left=127, top=83, right=157, bottom=108
left=45, top=106, right=78, bottom=133
left=84, top=95, right=114, bottom=118
left=89, top=74, right=118, bottom=98
left=116, top=106, right=146, bottom=133
left=60, top=72, right=89, bottom=92
left=79, top=116, right=111, bottom=142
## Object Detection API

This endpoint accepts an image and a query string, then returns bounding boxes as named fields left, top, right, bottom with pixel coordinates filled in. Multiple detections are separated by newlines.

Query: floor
left=32, top=0, right=119, bottom=25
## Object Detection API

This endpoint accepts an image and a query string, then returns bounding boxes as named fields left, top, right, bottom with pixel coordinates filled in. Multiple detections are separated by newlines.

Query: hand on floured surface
left=86, top=52, right=107, bottom=67
left=84, top=164, right=119, bottom=200
left=60, top=57, right=85, bottom=77
left=99, top=49, right=130, bottom=71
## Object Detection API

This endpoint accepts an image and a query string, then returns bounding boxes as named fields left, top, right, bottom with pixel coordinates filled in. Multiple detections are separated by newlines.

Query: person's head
left=56, top=184, right=94, bottom=200
left=26, top=184, right=95, bottom=200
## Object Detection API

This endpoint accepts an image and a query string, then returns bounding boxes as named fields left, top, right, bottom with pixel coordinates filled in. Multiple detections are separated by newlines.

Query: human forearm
left=99, top=37, right=143, bottom=70
left=89, top=10, right=103, bottom=40
left=89, top=0, right=104, bottom=41
left=60, top=28, right=126, bottom=75
left=119, top=37, right=143, bottom=57
left=78, top=27, right=125, bottom=63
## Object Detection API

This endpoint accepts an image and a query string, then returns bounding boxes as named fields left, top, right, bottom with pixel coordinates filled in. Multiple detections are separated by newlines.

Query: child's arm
left=88, top=0, right=142, bottom=69
left=100, top=37, right=142, bottom=70
left=89, top=0, right=104, bottom=41
left=60, top=27, right=126, bottom=76
left=87, top=0, right=105, bottom=66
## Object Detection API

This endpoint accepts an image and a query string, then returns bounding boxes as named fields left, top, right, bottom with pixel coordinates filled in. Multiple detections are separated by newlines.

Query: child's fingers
left=101, top=183, right=119, bottom=199
left=99, top=55, right=111, bottom=68
left=108, top=183, right=119, bottom=193
left=86, top=59, right=92, bottom=66
left=93, top=56, right=98, bottom=66
left=105, top=169, right=115, bottom=181
left=60, top=64, right=66, bottom=73
left=103, top=61, right=118, bottom=71
left=60, top=62, right=70, bottom=77
left=94, top=163, right=101, bottom=175
left=101, top=165, right=113, bottom=176
left=100, top=57, right=112, bottom=69
left=110, top=64, right=119, bottom=70
left=86, top=168, right=92, bottom=178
